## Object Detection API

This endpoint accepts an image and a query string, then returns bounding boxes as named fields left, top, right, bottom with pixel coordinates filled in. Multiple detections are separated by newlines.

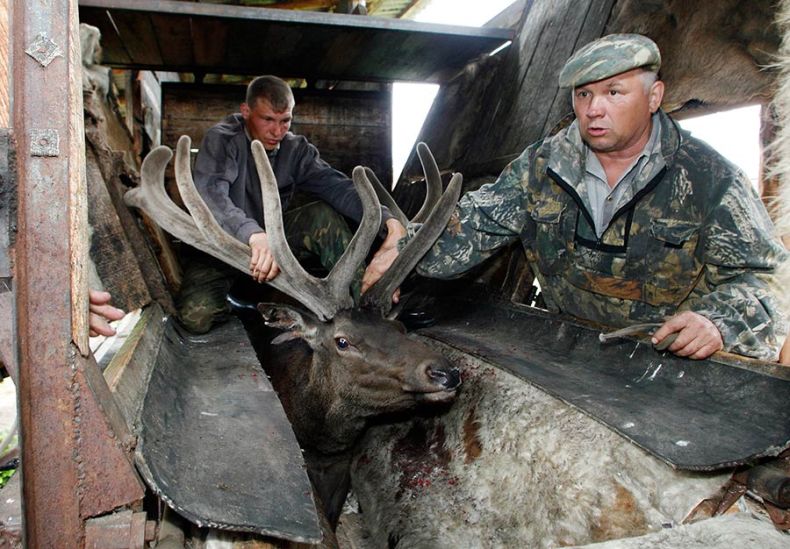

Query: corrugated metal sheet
left=78, top=0, right=512, bottom=82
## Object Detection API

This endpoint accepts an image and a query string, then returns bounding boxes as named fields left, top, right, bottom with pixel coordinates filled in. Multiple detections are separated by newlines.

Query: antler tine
left=364, top=167, right=408, bottom=227
left=324, top=166, right=382, bottom=305
left=173, top=136, right=253, bottom=271
left=362, top=172, right=463, bottom=314
left=125, top=145, right=247, bottom=273
left=412, top=142, right=443, bottom=223
left=250, top=140, right=337, bottom=320
left=126, top=137, right=336, bottom=321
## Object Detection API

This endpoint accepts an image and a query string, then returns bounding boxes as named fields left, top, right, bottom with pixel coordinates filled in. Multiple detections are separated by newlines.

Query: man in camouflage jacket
left=364, top=34, right=787, bottom=360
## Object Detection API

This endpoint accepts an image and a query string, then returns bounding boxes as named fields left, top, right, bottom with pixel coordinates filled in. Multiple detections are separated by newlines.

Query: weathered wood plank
left=109, top=11, right=163, bottom=66
left=148, top=13, right=193, bottom=68
left=86, top=145, right=151, bottom=313
left=84, top=90, right=177, bottom=312
left=395, top=2, right=526, bottom=186
left=104, top=303, right=165, bottom=433
left=473, top=0, right=613, bottom=169
left=79, top=0, right=511, bottom=81
left=190, top=17, right=230, bottom=72
left=84, top=510, right=147, bottom=548
left=542, top=0, right=617, bottom=138
left=76, top=349, right=146, bottom=519
left=162, top=84, right=393, bottom=184
left=72, top=0, right=91, bottom=356
left=406, top=0, right=616, bottom=180
left=0, top=0, right=9, bottom=128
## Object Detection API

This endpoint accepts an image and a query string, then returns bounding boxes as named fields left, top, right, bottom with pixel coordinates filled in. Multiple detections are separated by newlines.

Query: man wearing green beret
left=363, top=33, right=788, bottom=361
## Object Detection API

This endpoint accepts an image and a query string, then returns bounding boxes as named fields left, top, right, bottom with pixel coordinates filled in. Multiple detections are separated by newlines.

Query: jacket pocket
left=643, top=218, right=703, bottom=305
left=526, top=203, right=567, bottom=275
left=649, top=218, right=700, bottom=248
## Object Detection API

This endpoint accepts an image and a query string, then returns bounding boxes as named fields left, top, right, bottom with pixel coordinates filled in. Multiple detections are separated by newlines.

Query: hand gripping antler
left=249, top=140, right=381, bottom=318
left=361, top=143, right=463, bottom=315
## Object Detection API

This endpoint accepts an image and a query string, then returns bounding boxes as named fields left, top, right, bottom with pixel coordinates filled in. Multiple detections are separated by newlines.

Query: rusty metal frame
left=11, top=0, right=145, bottom=546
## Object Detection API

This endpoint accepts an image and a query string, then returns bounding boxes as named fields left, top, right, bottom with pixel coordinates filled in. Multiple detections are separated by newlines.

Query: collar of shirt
left=581, top=113, right=665, bottom=237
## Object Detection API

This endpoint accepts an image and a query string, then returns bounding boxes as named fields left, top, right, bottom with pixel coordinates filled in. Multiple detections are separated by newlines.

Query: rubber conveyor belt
left=135, top=317, right=321, bottom=542
left=418, top=298, right=790, bottom=471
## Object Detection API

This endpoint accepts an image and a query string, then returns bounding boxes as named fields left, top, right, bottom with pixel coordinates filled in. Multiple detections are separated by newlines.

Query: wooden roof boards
left=78, top=0, right=513, bottom=82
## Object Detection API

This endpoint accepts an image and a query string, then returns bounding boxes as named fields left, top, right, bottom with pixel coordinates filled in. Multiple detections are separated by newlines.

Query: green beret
left=558, top=34, right=661, bottom=88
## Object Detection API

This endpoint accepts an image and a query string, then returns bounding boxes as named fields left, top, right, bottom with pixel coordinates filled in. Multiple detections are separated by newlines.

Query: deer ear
left=257, top=303, right=319, bottom=344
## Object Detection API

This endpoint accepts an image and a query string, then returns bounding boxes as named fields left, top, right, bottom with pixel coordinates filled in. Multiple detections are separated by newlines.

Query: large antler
left=364, top=142, right=444, bottom=227
left=125, top=136, right=460, bottom=321
left=124, top=136, right=379, bottom=321
left=362, top=143, right=462, bottom=315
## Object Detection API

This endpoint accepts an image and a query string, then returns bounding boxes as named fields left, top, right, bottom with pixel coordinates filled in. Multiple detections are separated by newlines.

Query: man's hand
left=361, top=218, right=407, bottom=301
left=249, top=232, right=281, bottom=283
left=89, top=289, right=125, bottom=337
left=651, top=311, right=723, bottom=360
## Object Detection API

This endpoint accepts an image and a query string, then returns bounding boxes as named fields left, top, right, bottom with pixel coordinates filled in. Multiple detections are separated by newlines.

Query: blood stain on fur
left=590, top=482, right=649, bottom=542
left=463, top=407, right=483, bottom=463
left=391, top=421, right=452, bottom=500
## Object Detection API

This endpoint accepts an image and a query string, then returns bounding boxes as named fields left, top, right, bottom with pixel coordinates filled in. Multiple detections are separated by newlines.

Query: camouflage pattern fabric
left=413, top=110, right=789, bottom=360
left=177, top=200, right=360, bottom=334
left=558, top=33, right=661, bottom=88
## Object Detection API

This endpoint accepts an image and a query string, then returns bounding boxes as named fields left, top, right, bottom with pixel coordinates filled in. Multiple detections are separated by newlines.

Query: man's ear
left=257, top=303, right=319, bottom=344
left=240, top=102, right=251, bottom=120
left=648, top=80, right=665, bottom=113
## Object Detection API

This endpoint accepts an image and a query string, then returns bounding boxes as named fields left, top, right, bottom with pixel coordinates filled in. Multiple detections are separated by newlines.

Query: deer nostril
left=427, top=366, right=461, bottom=390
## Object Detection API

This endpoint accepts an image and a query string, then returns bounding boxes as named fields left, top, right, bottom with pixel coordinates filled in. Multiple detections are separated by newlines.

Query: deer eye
left=335, top=337, right=350, bottom=350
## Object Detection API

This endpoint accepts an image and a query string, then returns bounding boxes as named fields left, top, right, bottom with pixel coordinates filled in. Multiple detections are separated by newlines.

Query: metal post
left=13, top=0, right=85, bottom=543
left=13, top=0, right=143, bottom=545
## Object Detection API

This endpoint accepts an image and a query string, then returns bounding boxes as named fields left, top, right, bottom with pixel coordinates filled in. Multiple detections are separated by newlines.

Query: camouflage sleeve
left=411, top=151, right=531, bottom=279
left=683, top=178, right=789, bottom=360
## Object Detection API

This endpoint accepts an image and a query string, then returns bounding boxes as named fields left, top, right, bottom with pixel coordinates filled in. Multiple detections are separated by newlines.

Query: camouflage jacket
left=415, top=110, right=788, bottom=360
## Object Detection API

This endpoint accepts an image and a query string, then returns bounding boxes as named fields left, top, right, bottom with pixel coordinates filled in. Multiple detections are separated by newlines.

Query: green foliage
left=0, top=429, right=18, bottom=489
left=0, top=467, right=15, bottom=489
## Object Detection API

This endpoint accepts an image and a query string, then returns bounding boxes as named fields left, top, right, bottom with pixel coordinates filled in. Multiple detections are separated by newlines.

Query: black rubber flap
left=419, top=298, right=790, bottom=471
left=135, top=317, right=321, bottom=542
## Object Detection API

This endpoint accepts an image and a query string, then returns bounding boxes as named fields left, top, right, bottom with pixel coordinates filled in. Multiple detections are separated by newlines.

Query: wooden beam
left=266, top=0, right=336, bottom=9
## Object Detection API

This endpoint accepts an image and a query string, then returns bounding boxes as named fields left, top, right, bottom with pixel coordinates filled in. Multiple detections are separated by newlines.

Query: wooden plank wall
left=83, top=90, right=176, bottom=312
left=162, top=84, right=393, bottom=185
left=400, top=0, right=616, bottom=185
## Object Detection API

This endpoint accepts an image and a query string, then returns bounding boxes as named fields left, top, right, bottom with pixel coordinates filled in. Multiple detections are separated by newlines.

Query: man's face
left=240, top=98, right=293, bottom=151
left=572, top=68, right=664, bottom=156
